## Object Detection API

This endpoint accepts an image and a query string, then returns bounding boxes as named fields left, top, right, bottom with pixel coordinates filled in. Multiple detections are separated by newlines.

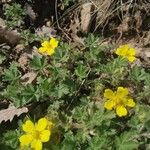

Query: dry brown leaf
left=0, top=106, right=28, bottom=123
left=21, top=72, right=37, bottom=85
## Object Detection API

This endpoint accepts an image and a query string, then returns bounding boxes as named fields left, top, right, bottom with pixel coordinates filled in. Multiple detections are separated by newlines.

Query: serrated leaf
left=21, top=84, right=40, bottom=103
left=115, top=131, right=138, bottom=150
left=30, top=56, right=47, bottom=71
left=53, top=42, right=70, bottom=62
left=2, top=130, right=19, bottom=149
left=3, top=63, right=21, bottom=82
left=130, top=66, right=146, bottom=82
left=56, top=83, right=69, bottom=98
left=75, top=64, right=88, bottom=79
left=0, top=105, right=28, bottom=123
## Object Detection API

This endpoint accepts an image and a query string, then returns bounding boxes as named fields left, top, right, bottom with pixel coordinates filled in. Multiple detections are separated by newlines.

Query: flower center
left=33, top=130, right=41, bottom=140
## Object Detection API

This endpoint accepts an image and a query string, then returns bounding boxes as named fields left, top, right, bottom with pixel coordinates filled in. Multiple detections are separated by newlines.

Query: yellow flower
left=115, top=44, right=136, bottom=62
left=19, top=118, right=53, bottom=150
left=38, top=37, right=58, bottom=56
left=104, top=87, right=135, bottom=117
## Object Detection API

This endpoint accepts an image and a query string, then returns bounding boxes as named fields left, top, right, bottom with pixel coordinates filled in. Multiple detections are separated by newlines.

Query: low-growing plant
left=3, top=3, right=26, bottom=28
left=0, top=34, right=150, bottom=150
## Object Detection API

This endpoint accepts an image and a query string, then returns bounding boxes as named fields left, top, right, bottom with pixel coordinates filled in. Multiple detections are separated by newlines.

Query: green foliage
left=1, top=130, right=20, bottom=149
left=3, top=63, right=21, bottom=82
left=20, top=30, right=42, bottom=45
left=63, top=0, right=75, bottom=6
left=3, top=3, right=26, bottom=28
left=0, top=54, right=6, bottom=64
left=115, top=131, right=138, bottom=150
left=30, top=56, right=48, bottom=71
left=1, top=34, right=150, bottom=150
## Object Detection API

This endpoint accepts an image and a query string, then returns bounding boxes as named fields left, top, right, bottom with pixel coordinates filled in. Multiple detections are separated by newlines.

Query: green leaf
left=30, top=56, right=47, bottom=71
left=22, top=84, right=40, bottom=101
left=53, top=42, right=70, bottom=62
left=88, top=135, right=109, bottom=150
left=2, top=130, right=19, bottom=149
left=130, top=66, right=146, bottom=82
left=56, top=83, right=69, bottom=98
left=145, top=120, right=150, bottom=131
left=115, top=131, right=138, bottom=150
left=61, top=131, right=76, bottom=150
left=85, top=34, right=102, bottom=48
left=0, top=54, right=6, bottom=64
left=75, top=64, right=88, bottom=79
left=3, top=63, right=21, bottom=82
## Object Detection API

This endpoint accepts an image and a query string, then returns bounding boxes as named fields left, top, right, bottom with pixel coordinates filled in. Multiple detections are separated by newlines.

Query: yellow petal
left=22, top=120, right=35, bottom=133
left=116, top=106, right=127, bottom=117
left=128, top=56, right=136, bottom=62
left=117, top=87, right=128, bottom=98
left=38, top=47, right=47, bottom=53
left=126, top=98, right=135, bottom=107
left=19, top=134, right=33, bottom=146
left=128, top=48, right=136, bottom=56
left=31, top=140, right=42, bottom=150
left=104, top=100, right=114, bottom=110
left=115, top=45, right=128, bottom=56
left=50, top=38, right=58, bottom=48
left=41, top=41, right=49, bottom=47
left=36, top=118, right=48, bottom=131
left=47, top=49, right=55, bottom=56
left=104, top=89, right=114, bottom=99
left=40, top=130, right=51, bottom=142
left=115, top=48, right=124, bottom=56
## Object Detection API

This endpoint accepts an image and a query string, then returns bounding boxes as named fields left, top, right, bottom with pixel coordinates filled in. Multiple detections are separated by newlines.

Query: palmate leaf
left=6, top=84, right=41, bottom=107
left=75, top=63, right=88, bottom=79
left=3, top=63, right=21, bottom=82
left=84, top=34, right=101, bottom=48
left=2, top=130, right=20, bottom=149
left=55, top=83, right=69, bottom=98
left=130, top=66, right=146, bottom=82
left=87, top=135, right=110, bottom=150
left=115, top=131, right=139, bottom=150
left=20, top=84, right=41, bottom=103
left=61, top=131, right=76, bottom=150
left=30, top=55, right=47, bottom=71
left=53, top=42, right=70, bottom=62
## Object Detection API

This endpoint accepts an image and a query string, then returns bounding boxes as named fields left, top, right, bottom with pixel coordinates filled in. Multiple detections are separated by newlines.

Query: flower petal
left=31, top=140, right=42, bottom=150
left=40, top=130, right=51, bottom=142
left=104, top=100, right=115, bottom=110
left=47, top=48, right=55, bottom=56
left=115, top=45, right=128, bottom=56
left=128, top=56, right=136, bottom=62
left=50, top=38, right=58, bottom=48
left=116, top=106, right=127, bottom=117
left=22, top=120, right=35, bottom=133
left=41, top=41, right=49, bottom=47
left=117, top=87, right=128, bottom=98
left=19, top=134, right=33, bottom=146
left=115, top=48, right=124, bottom=56
left=36, top=118, right=48, bottom=131
left=38, top=47, right=47, bottom=53
left=104, top=89, right=114, bottom=99
left=128, top=48, right=136, bottom=56
left=126, top=98, right=135, bottom=107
